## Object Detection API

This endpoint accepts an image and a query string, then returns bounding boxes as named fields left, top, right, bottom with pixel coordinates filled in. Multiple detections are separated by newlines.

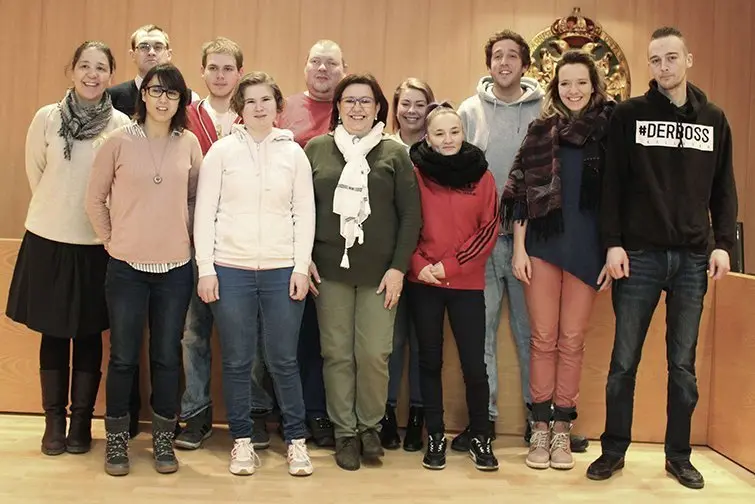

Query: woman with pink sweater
left=193, top=72, right=316, bottom=477
left=86, top=63, right=202, bottom=477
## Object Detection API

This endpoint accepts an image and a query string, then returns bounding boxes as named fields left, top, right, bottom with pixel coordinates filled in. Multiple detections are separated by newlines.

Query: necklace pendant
left=153, top=175, right=163, bottom=184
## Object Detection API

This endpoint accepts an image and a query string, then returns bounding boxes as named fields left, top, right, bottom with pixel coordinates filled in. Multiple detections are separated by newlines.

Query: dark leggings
left=39, top=333, right=103, bottom=373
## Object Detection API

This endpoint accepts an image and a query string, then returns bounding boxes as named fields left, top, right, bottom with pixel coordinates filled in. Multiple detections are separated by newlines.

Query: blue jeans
left=387, top=294, right=422, bottom=407
left=211, top=265, right=307, bottom=441
left=180, top=260, right=273, bottom=421
left=483, top=235, right=532, bottom=420
left=600, top=249, right=708, bottom=461
left=105, top=259, right=192, bottom=419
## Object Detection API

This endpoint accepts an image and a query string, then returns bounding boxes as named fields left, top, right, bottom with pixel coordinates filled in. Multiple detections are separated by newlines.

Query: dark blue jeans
left=600, top=249, right=708, bottom=461
left=212, top=266, right=308, bottom=441
left=105, top=259, right=192, bottom=419
left=297, top=294, right=328, bottom=419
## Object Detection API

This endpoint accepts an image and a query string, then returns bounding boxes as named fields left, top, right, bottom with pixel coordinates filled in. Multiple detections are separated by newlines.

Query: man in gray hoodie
left=454, top=30, right=588, bottom=453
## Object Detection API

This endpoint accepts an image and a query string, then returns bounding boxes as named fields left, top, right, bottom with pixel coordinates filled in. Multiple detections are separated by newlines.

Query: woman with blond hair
left=502, top=50, right=614, bottom=470
left=380, top=77, right=435, bottom=451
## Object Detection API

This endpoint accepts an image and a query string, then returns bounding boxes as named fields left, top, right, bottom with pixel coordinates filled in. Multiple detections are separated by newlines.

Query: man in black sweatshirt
left=587, top=27, right=738, bottom=490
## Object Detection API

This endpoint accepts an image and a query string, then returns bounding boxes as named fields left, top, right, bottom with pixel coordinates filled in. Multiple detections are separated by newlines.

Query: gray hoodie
left=458, top=76, right=544, bottom=195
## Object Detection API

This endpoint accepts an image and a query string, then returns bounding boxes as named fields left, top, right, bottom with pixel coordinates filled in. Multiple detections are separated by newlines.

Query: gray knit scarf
left=58, top=89, right=113, bottom=160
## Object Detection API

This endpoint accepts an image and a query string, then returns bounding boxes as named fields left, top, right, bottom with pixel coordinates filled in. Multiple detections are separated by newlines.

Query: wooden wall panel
left=709, top=274, right=755, bottom=473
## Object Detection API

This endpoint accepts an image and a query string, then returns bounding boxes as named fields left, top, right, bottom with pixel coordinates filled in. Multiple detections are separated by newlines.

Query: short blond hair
left=201, top=37, right=243, bottom=69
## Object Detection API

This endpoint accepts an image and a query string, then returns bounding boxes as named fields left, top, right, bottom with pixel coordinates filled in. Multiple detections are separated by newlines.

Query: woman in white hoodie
left=193, top=72, right=316, bottom=477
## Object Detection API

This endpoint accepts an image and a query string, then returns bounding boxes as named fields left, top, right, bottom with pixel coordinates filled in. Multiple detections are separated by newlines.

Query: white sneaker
left=287, top=438, right=314, bottom=476
left=229, top=438, right=261, bottom=475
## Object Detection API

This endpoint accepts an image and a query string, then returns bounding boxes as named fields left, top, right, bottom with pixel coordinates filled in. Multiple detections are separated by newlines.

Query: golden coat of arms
left=526, top=7, right=631, bottom=101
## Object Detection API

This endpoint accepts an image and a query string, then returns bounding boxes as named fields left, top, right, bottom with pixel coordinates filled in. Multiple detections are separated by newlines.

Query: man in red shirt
left=277, top=39, right=347, bottom=147
left=276, top=39, right=346, bottom=446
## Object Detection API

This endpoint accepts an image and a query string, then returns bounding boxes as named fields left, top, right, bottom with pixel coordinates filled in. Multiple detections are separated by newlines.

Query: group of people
left=5, top=21, right=737, bottom=491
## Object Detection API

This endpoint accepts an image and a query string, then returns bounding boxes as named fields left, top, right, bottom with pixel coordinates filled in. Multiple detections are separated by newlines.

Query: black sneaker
left=469, top=434, right=498, bottom=471
left=251, top=418, right=270, bottom=450
left=586, top=453, right=625, bottom=480
left=422, top=433, right=446, bottom=470
left=174, top=409, right=212, bottom=450
left=666, top=459, right=705, bottom=489
left=450, top=427, right=470, bottom=452
left=308, top=416, right=336, bottom=447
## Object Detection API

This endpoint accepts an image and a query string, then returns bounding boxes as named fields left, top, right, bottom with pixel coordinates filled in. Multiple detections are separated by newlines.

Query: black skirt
left=5, top=231, right=109, bottom=338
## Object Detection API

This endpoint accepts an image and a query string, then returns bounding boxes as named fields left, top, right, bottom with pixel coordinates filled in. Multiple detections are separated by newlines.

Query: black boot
left=40, top=369, right=69, bottom=456
left=153, top=413, right=179, bottom=474
left=105, top=415, right=130, bottom=476
left=129, top=370, right=141, bottom=438
left=379, top=404, right=401, bottom=450
left=403, top=406, right=423, bottom=452
left=66, top=371, right=101, bottom=454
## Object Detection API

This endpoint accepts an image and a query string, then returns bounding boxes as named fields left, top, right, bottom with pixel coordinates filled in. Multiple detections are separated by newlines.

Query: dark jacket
left=108, top=80, right=139, bottom=119
left=600, top=80, right=738, bottom=255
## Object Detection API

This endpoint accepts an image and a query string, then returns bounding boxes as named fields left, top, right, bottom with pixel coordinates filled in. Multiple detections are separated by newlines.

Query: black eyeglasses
left=145, top=86, right=181, bottom=101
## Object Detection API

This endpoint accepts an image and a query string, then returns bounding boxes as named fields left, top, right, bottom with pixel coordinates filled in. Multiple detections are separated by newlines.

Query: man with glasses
left=275, top=39, right=347, bottom=447
left=109, top=24, right=198, bottom=119
left=108, top=24, right=198, bottom=439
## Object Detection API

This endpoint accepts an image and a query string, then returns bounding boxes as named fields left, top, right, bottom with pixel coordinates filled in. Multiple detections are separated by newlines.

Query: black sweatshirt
left=600, top=80, right=738, bottom=255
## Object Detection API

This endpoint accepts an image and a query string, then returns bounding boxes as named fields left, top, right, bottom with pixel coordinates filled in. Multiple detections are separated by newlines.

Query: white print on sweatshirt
left=635, top=121, right=714, bottom=151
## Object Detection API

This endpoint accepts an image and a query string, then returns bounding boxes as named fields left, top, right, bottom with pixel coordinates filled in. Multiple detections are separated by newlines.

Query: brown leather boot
left=40, top=369, right=69, bottom=456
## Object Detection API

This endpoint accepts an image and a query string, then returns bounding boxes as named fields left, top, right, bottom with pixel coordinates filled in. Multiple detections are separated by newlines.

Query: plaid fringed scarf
left=501, top=97, right=615, bottom=240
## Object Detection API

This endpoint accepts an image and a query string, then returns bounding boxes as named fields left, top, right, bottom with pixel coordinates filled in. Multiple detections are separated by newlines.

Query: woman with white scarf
left=304, top=73, right=422, bottom=471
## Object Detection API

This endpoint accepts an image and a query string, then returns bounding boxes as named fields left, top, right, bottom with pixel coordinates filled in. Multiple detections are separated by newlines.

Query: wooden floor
left=1, top=415, right=753, bottom=504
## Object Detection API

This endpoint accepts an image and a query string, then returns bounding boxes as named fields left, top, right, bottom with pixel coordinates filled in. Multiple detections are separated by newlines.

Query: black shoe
left=335, top=436, right=361, bottom=471
left=40, top=369, right=69, bottom=456
left=152, top=413, right=179, bottom=474
left=308, top=416, right=336, bottom=447
left=422, top=433, right=446, bottom=470
left=360, top=428, right=384, bottom=459
left=666, top=459, right=705, bottom=489
left=450, top=427, right=470, bottom=452
left=403, top=406, right=424, bottom=452
left=379, top=405, right=401, bottom=450
left=469, top=434, right=498, bottom=471
left=250, top=413, right=270, bottom=450
left=524, top=421, right=532, bottom=444
left=105, top=415, right=130, bottom=476
left=66, top=371, right=101, bottom=454
left=586, top=453, right=625, bottom=480
left=174, top=407, right=212, bottom=450
left=571, top=434, right=589, bottom=453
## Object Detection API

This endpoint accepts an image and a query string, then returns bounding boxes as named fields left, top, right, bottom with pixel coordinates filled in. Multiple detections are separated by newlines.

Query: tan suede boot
left=550, top=421, right=575, bottom=470
left=525, top=422, right=551, bottom=469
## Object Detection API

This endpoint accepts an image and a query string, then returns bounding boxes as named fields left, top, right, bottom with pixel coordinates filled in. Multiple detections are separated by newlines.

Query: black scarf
left=410, top=140, right=488, bottom=189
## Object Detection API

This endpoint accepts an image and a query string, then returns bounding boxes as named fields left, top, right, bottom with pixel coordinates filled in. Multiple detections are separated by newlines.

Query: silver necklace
left=147, top=136, right=172, bottom=184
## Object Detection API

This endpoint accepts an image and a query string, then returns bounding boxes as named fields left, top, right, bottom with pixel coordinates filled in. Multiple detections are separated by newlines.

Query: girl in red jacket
left=406, top=103, right=499, bottom=471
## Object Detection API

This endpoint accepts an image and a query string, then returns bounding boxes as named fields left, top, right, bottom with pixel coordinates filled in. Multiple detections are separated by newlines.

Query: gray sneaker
left=174, top=407, right=212, bottom=450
